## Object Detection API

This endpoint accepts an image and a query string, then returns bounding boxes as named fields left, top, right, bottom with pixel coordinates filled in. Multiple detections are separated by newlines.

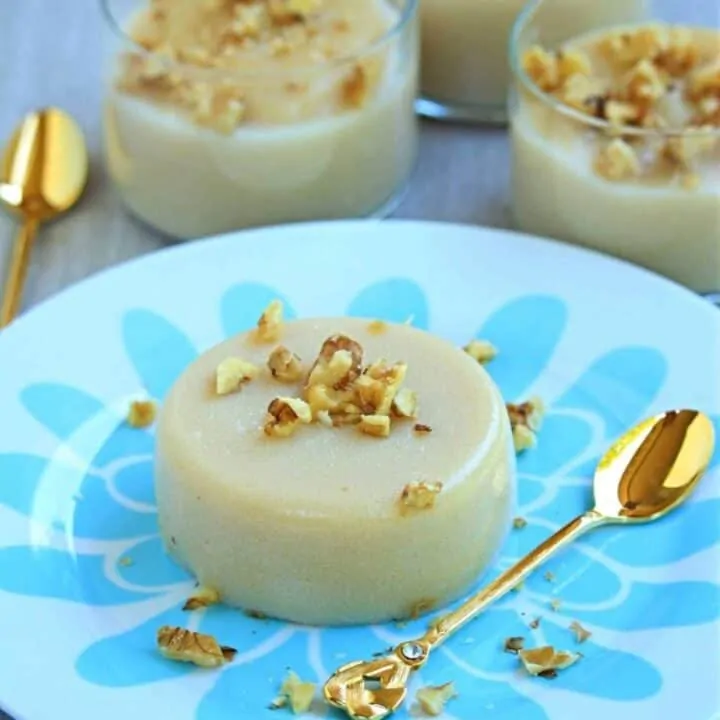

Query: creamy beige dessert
left=511, top=23, right=720, bottom=292
left=103, top=0, right=417, bottom=238
left=155, top=306, right=515, bottom=625
left=419, top=0, right=647, bottom=119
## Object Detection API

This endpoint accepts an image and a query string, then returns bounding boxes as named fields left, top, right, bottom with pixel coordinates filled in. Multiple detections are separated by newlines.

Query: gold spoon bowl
left=324, top=409, right=715, bottom=720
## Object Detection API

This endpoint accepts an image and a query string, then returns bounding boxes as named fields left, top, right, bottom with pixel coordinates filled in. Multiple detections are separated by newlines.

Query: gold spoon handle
left=1, top=216, right=39, bottom=328
left=418, top=510, right=606, bottom=650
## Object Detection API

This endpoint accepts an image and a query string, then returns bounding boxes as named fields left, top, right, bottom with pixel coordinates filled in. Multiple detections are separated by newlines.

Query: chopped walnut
left=657, top=27, right=700, bottom=76
left=269, top=0, right=322, bottom=24
left=342, top=64, right=368, bottom=108
left=256, top=300, right=284, bottom=343
left=557, top=50, right=592, bottom=82
left=263, top=397, right=312, bottom=437
left=216, top=357, right=259, bottom=395
left=357, top=414, right=391, bottom=438
left=183, top=585, right=220, bottom=611
left=306, top=334, right=363, bottom=389
left=157, top=626, right=236, bottom=667
left=127, top=399, right=157, bottom=428
left=594, top=138, right=641, bottom=181
left=560, top=72, right=599, bottom=112
left=409, top=597, right=435, bottom=619
left=529, top=617, right=541, bottom=629
left=399, top=481, right=443, bottom=514
left=662, top=127, right=718, bottom=167
left=522, top=45, right=560, bottom=91
left=623, top=59, right=668, bottom=104
left=415, top=682, right=458, bottom=717
left=687, top=58, right=720, bottom=102
left=464, top=339, right=498, bottom=364
left=544, top=571, right=555, bottom=582
left=357, top=360, right=407, bottom=415
left=569, top=620, right=592, bottom=643
left=513, top=517, right=527, bottom=530
left=507, top=398, right=544, bottom=453
left=413, top=423, right=432, bottom=435
left=504, top=636, right=525, bottom=654
left=550, top=598, right=562, bottom=612
left=367, top=319, right=388, bottom=335
left=271, top=670, right=317, bottom=714
left=518, top=646, right=580, bottom=678
left=599, top=25, right=668, bottom=68
left=267, top=346, right=304, bottom=383
left=391, top=387, right=418, bottom=419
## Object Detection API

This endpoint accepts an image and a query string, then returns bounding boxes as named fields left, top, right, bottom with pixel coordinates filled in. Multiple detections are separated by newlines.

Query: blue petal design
left=92, top=425, right=155, bottom=470
left=517, top=475, right=545, bottom=509
left=346, top=278, right=429, bottom=329
left=582, top=499, right=720, bottom=566
left=518, top=413, right=594, bottom=477
left=553, top=347, right=667, bottom=435
left=76, top=605, right=195, bottom=686
left=0, top=453, right=46, bottom=516
left=117, top=537, right=189, bottom=587
left=709, top=414, right=720, bottom=470
left=476, top=295, right=567, bottom=400
left=220, top=283, right=297, bottom=338
left=73, top=474, right=158, bottom=540
left=540, top=620, right=662, bottom=700
left=0, top=547, right=154, bottom=604
left=112, top=458, right=156, bottom=507
left=572, top=580, right=720, bottom=629
left=197, top=631, right=306, bottom=720
left=122, top=309, right=198, bottom=400
left=199, top=604, right=287, bottom=650
left=21, top=383, right=103, bottom=439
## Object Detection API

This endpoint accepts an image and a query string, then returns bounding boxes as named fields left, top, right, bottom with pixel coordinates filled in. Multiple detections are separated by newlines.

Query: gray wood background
left=0, top=1, right=714, bottom=718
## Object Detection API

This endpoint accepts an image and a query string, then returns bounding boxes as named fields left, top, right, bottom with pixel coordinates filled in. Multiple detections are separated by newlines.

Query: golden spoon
left=0, top=108, right=88, bottom=327
left=324, top=409, right=715, bottom=720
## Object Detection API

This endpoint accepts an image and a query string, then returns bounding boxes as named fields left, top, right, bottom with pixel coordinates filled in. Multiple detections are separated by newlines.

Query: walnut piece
left=157, top=626, right=236, bottom=668
left=267, top=345, right=304, bottom=383
left=569, top=620, right=592, bottom=643
left=264, top=397, right=312, bottom=437
left=594, top=138, right=641, bottom=181
left=357, top=414, right=391, bottom=438
left=507, top=397, right=545, bottom=453
left=399, top=481, right=443, bottom=514
left=518, top=646, right=580, bottom=678
left=413, top=423, right=432, bottom=435
left=391, top=387, right=418, bottom=419
left=358, top=360, right=407, bottom=415
left=306, top=334, right=363, bottom=389
left=216, top=357, right=259, bottom=395
left=522, top=45, right=560, bottom=92
left=183, top=585, right=220, bottom=611
left=513, top=517, right=528, bottom=529
left=415, top=682, right=458, bottom=717
left=342, top=64, right=368, bottom=108
left=256, top=300, right=284, bottom=343
left=662, top=127, right=718, bottom=167
left=504, top=636, right=525, bottom=654
left=464, top=339, right=498, bottom=364
left=367, top=319, right=388, bottom=335
left=271, top=670, right=317, bottom=714
left=127, top=399, right=157, bottom=428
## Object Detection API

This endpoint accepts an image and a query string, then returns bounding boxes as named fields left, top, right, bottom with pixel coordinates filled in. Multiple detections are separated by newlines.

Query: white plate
left=0, top=220, right=718, bottom=720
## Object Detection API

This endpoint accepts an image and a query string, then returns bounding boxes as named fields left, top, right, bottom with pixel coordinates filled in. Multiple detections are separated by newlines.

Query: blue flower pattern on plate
left=0, top=279, right=718, bottom=719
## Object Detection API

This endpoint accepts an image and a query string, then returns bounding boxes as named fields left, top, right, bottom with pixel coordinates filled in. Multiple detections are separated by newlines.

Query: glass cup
left=418, top=0, right=649, bottom=125
left=509, top=0, right=720, bottom=294
left=100, top=0, right=419, bottom=240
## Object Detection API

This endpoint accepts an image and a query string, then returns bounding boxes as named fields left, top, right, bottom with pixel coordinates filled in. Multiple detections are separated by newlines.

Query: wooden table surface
left=0, top=1, right=715, bottom=718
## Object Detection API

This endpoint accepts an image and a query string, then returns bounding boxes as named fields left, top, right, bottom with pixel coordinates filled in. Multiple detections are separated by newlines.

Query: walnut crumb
left=550, top=598, right=562, bottom=612
left=157, top=626, right=236, bottom=668
left=513, top=517, right=528, bottom=530
left=504, top=636, right=525, bottom=654
left=413, top=423, right=432, bottom=435
left=306, top=334, right=363, bottom=389
left=518, top=646, right=580, bottom=678
left=271, top=670, right=316, bottom=714
left=367, top=319, right=388, bottom=335
left=415, top=682, right=458, bottom=717
left=119, top=556, right=133, bottom=567
left=544, top=571, right=555, bottom=582
left=529, top=617, right=541, bottom=630
left=127, top=400, right=157, bottom=428
left=391, top=388, right=418, bottom=419
left=183, top=586, right=220, bottom=611
left=595, top=138, right=641, bottom=180
left=357, top=414, right=391, bottom=438
left=464, top=339, right=498, bottom=364
left=256, top=300, right=284, bottom=343
left=663, top=127, right=717, bottom=167
left=507, top=397, right=545, bottom=453
left=267, top=346, right=304, bottom=383
left=409, top=597, right=435, bottom=619
left=342, top=64, right=368, bottom=108
left=522, top=45, right=560, bottom=91
left=263, top=397, right=312, bottom=437
left=399, top=481, right=443, bottom=514
left=216, top=357, right=259, bottom=395
left=245, top=609, right=268, bottom=620
left=569, top=620, right=592, bottom=643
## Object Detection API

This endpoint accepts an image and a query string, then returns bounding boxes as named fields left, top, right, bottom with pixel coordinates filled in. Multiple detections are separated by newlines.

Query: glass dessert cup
left=509, top=0, right=720, bottom=293
left=100, top=0, right=419, bottom=239
left=418, top=0, right=649, bottom=125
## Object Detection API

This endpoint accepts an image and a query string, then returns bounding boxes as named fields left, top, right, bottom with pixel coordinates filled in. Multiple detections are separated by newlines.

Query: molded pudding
left=155, top=307, right=515, bottom=625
